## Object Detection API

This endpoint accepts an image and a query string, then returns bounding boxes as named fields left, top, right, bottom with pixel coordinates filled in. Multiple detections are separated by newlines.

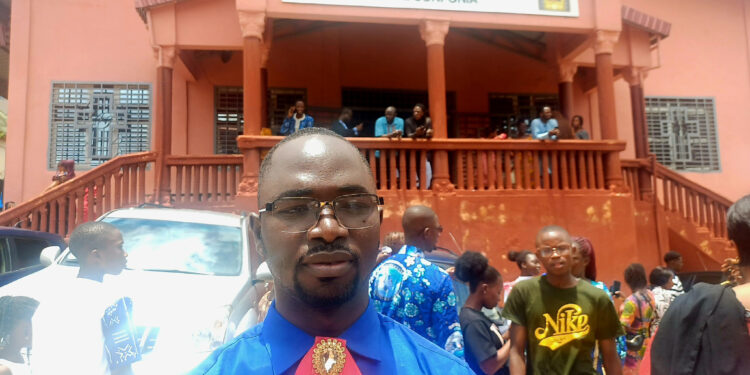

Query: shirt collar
left=261, top=300, right=385, bottom=374
left=339, top=120, right=348, bottom=129
left=400, top=245, right=425, bottom=257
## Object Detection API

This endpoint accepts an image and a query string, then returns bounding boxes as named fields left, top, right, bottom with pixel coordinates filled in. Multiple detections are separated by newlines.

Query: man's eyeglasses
left=538, top=245, right=571, bottom=257
left=259, top=193, right=384, bottom=233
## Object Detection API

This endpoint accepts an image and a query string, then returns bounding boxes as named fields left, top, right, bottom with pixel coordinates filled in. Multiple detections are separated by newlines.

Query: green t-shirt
left=502, top=276, right=624, bottom=375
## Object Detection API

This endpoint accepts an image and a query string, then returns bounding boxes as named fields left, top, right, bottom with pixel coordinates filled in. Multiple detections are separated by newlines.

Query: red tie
left=295, top=337, right=362, bottom=375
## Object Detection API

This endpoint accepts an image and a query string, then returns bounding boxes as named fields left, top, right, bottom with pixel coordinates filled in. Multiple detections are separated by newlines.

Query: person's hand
left=445, top=266, right=455, bottom=279
left=355, top=123, right=364, bottom=132
left=287, top=106, right=295, bottom=118
left=502, top=330, right=510, bottom=342
left=425, top=128, right=434, bottom=138
left=414, top=126, right=426, bottom=137
left=550, top=128, right=560, bottom=136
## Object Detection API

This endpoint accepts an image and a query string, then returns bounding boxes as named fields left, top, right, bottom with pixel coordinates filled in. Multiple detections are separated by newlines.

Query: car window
left=12, top=238, right=49, bottom=271
left=0, top=239, right=10, bottom=273
left=62, top=218, right=244, bottom=276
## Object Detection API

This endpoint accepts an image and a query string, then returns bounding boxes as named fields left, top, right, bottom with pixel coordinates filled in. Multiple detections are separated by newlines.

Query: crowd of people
left=0, top=128, right=748, bottom=375
left=277, top=100, right=591, bottom=142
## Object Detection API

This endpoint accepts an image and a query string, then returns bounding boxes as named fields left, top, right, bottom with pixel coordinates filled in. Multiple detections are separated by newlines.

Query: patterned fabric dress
left=619, top=290, right=656, bottom=373
left=369, top=245, right=464, bottom=357
left=589, top=280, right=627, bottom=372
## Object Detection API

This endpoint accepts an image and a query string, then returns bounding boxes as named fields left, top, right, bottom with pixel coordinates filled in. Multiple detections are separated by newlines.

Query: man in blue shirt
left=530, top=106, right=560, bottom=140
left=280, top=100, right=315, bottom=135
left=370, top=205, right=465, bottom=358
left=375, top=106, right=404, bottom=138
left=191, top=128, right=472, bottom=375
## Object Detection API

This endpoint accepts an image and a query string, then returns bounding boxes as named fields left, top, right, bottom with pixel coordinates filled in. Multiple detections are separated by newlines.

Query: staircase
left=621, top=157, right=735, bottom=269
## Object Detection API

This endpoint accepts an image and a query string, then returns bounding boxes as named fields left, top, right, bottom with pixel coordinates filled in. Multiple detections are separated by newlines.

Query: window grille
left=49, top=82, right=151, bottom=169
left=215, top=87, right=244, bottom=154
left=645, top=97, right=720, bottom=172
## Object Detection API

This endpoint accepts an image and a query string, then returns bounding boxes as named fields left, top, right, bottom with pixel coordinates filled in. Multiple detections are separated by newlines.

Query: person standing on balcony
left=651, top=194, right=750, bottom=375
left=331, top=107, right=364, bottom=137
left=663, top=251, right=687, bottom=294
left=530, top=107, right=559, bottom=140
left=375, top=106, right=404, bottom=139
left=192, top=128, right=473, bottom=374
left=280, top=100, right=314, bottom=136
left=572, top=115, right=590, bottom=140
left=405, top=103, right=433, bottom=139
left=404, top=104, right=433, bottom=188
left=502, top=225, right=624, bottom=375
left=370, top=205, right=465, bottom=358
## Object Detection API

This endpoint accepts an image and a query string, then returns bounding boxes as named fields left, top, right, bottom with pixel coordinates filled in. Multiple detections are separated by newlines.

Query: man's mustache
left=303, top=243, right=358, bottom=258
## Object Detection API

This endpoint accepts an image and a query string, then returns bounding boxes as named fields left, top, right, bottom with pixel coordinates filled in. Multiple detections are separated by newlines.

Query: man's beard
left=292, top=244, right=361, bottom=309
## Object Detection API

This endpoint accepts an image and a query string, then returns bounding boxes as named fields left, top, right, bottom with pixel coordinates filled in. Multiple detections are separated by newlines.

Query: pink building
left=1, top=0, right=745, bottom=281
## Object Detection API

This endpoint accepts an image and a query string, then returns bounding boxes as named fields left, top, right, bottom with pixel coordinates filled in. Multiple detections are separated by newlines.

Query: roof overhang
left=621, top=5, right=670, bottom=40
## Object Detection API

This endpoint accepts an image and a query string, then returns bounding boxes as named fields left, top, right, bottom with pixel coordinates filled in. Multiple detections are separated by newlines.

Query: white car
left=0, top=207, right=265, bottom=374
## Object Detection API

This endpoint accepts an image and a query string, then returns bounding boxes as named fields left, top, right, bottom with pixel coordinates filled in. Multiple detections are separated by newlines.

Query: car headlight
left=191, top=305, right=232, bottom=352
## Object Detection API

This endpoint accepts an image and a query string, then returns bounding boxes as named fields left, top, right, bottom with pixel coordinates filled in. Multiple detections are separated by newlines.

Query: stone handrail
left=238, top=136, right=627, bottom=192
left=0, top=152, right=157, bottom=237
left=622, top=157, right=733, bottom=239
left=165, top=155, right=243, bottom=204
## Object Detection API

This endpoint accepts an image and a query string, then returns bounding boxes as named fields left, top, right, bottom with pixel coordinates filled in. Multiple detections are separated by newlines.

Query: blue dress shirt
left=280, top=114, right=315, bottom=135
left=369, top=245, right=465, bottom=358
left=190, top=301, right=472, bottom=375
left=530, top=118, right=559, bottom=140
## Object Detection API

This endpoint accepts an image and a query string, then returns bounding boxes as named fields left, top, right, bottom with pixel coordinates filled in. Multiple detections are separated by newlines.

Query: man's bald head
left=535, top=225, right=571, bottom=246
left=258, top=128, right=372, bottom=204
left=402, top=205, right=441, bottom=251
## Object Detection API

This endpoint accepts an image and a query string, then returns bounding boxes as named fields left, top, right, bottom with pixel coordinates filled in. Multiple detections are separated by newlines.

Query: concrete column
left=625, top=67, right=654, bottom=199
left=557, top=62, right=577, bottom=120
left=420, top=20, right=454, bottom=193
left=594, top=30, right=625, bottom=190
left=237, top=11, right=265, bottom=196
left=154, top=46, right=175, bottom=203
left=260, top=19, right=273, bottom=130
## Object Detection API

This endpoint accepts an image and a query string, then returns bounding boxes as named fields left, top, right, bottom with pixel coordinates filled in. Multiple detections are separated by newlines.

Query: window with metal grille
left=645, top=97, right=720, bottom=172
left=215, top=86, right=244, bottom=154
left=49, top=82, right=151, bottom=169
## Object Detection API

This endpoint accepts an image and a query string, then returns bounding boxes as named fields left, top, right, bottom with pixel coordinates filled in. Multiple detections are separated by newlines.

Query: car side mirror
left=40, top=246, right=62, bottom=267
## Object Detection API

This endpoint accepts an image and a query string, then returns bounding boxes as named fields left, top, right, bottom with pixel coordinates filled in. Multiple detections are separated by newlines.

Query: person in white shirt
left=663, top=251, right=685, bottom=294
left=649, top=266, right=677, bottom=328
left=0, top=296, right=39, bottom=375
left=31, top=222, right=131, bottom=375
left=502, top=250, right=542, bottom=303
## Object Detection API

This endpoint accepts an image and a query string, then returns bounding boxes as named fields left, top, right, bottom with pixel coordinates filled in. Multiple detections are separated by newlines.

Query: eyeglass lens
left=270, top=194, right=379, bottom=232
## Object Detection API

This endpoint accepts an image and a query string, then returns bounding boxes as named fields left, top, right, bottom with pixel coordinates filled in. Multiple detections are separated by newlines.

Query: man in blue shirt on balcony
left=375, top=106, right=404, bottom=138
left=191, top=128, right=472, bottom=375
left=280, top=100, right=314, bottom=135
left=530, top=106, right=560, bottom=140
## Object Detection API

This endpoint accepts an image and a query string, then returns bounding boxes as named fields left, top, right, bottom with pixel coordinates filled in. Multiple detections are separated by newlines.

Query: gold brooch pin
left=312, top=338, right=346, bottom=375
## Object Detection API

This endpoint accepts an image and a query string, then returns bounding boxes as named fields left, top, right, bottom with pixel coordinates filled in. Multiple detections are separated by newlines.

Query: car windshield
left=62, top=217, right=244, bottom=276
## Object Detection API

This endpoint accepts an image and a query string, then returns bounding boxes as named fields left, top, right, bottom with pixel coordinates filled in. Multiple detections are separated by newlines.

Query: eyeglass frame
left=537, top=244, right=572, bottom=258
left=258, top=193, right=384, bottom=233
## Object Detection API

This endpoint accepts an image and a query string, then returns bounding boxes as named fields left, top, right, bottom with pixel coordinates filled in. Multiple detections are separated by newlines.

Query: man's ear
left=88, top=249, right=103, bottom=267
left=249, top=212, right=266, bottom=258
